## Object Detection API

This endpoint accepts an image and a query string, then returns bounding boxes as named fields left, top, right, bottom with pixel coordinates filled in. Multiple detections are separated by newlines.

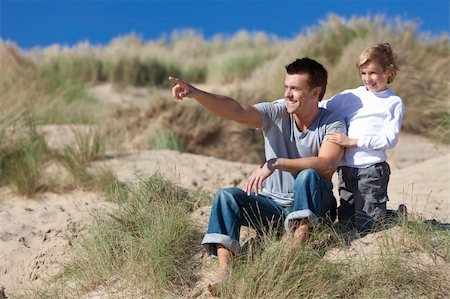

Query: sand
left=0, top=189, right=110, bottom=294
left=0, top=125, right=448, bottom=296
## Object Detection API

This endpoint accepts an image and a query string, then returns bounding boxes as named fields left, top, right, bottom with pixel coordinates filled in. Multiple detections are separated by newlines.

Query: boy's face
left=359, top=61, right=391, bottom=92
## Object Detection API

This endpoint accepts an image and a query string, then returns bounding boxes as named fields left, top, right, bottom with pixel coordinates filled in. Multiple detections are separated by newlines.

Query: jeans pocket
left=360, top=166, right=389, bottom=204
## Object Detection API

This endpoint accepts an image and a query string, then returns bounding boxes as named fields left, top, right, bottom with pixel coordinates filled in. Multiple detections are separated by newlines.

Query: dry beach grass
left=0, top=15, right=449, bottom=298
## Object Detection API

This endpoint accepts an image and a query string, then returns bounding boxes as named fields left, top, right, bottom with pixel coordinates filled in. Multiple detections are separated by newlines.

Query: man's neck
left=293, top=108, right=319, bottom=132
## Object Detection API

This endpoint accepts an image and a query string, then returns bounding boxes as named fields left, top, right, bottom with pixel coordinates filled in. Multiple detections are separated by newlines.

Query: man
left=169, top=57, right=346, bottom=294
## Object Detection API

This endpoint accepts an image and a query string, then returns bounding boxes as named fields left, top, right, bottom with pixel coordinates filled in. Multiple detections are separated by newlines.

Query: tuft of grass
left=54, top=127, right=109, bottom=190
left=7, top=132, right=48, bottom=196
left=41, top=51, right=106, bottom=84
left=84, top=168, right=122, bottom=198
left=391, top=36, right=450, bottom=143
left=220, top=218, right=450, bottom=298
left=58, top=128, right=105, bottom=170
left=109, top=57, right=178, bottom=87
left=0, top=118, right=50, bottom=196
left=402, top=219, right=450, bottom=262
left=220, top=226, right=346, bottom=298
left=207, top=49, right=273, bottom=84
left=1, top=42, right=103, bottom=126
left=34, top=69, right=101, bottom=124
left=148, top=128, right=184, bottom=151
left=40, top=173, right=206, bottom=297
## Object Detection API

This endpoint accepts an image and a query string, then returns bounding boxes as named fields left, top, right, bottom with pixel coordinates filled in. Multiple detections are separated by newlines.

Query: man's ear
left=312, top=86, right=322, bottom=100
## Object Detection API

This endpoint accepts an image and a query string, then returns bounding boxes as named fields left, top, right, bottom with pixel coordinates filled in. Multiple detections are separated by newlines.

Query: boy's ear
left=385, top=67, right=394, bottom=83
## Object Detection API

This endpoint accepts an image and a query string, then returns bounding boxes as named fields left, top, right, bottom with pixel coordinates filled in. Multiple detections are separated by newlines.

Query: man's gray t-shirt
left=254, top=100, right=346, bottom=207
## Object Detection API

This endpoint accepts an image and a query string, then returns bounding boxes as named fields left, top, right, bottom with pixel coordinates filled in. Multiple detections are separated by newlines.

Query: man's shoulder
left=318, top=107, right=345, bottom=122
left=317, top=108, right=347, bottom=133
left=334, top=86, right=362, bottom=97
left=254, top=99, right=287, bottom=115
left=321, top=87, right=361, bottom=110
left=255, top=99, right=286, bottom=107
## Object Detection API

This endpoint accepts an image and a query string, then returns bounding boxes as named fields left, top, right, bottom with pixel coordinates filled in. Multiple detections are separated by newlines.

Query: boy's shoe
left=397, top=204, right=408, bottom=226
left=398, top=204, right=408, bottom=218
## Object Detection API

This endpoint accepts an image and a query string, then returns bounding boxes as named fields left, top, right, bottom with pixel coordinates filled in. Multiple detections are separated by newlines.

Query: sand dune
left=388, top=153, right=450, bottom=222
left=0, top=189, right=109, bottom=293
left=0, top=131, right=448, bottom=296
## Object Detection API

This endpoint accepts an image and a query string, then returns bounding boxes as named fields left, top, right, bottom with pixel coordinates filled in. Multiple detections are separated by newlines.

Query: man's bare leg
left=207, top=244, right=232, bottom=296
left=291, top=219, right=310, bottom=249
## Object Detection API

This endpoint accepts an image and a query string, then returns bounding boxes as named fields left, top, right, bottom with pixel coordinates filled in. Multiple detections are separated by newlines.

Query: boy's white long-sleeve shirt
left=320, top=86, right=405, bottom=168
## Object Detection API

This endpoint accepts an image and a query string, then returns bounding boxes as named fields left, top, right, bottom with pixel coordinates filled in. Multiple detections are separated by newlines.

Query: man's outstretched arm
left=169, top=76, right=262, bottom=129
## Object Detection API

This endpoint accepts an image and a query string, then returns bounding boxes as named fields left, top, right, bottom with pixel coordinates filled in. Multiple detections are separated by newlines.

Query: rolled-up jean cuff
left=284, top=209, right=318, bottom=235
left=202, top=233, right=240, bottom=256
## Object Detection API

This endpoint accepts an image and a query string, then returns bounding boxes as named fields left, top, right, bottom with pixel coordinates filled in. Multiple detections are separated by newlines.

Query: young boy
left=321, top=42, right=405, bottom=233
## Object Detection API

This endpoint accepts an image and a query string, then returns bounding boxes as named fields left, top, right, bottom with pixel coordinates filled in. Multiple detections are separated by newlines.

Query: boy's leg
left=356, top=162, right=390, bottom=233
left=337, top=166, right=358, bottom=229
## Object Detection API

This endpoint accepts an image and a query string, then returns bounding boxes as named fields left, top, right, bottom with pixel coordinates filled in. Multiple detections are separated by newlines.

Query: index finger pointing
left=168, top=76, right=185, bottom=85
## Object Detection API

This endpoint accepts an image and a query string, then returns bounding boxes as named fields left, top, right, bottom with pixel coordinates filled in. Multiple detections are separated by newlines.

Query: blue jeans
left=202, top=169, right=336, bottom=256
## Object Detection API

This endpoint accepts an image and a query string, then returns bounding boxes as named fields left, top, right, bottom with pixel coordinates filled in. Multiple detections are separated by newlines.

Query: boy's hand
left=325, top=131, right=357, bottom=147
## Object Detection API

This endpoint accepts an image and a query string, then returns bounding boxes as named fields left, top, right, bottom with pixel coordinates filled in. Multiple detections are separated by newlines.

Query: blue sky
left=1, top=0, right=449, bottom=49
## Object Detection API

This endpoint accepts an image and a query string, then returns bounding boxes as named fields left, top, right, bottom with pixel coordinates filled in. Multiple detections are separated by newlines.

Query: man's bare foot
left=207, top=266, right=230, bottom=296
left=291, top=219, right=310, bottom=249
left=207, top=245, right=232, bottom=296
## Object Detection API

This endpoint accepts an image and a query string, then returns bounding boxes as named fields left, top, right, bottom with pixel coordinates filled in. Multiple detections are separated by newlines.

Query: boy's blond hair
left=356, top=42, right=399, bottom=83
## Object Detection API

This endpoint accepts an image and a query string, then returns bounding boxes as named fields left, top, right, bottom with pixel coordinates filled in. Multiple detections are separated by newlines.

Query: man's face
left=284, top=73, right=318, bottom=115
